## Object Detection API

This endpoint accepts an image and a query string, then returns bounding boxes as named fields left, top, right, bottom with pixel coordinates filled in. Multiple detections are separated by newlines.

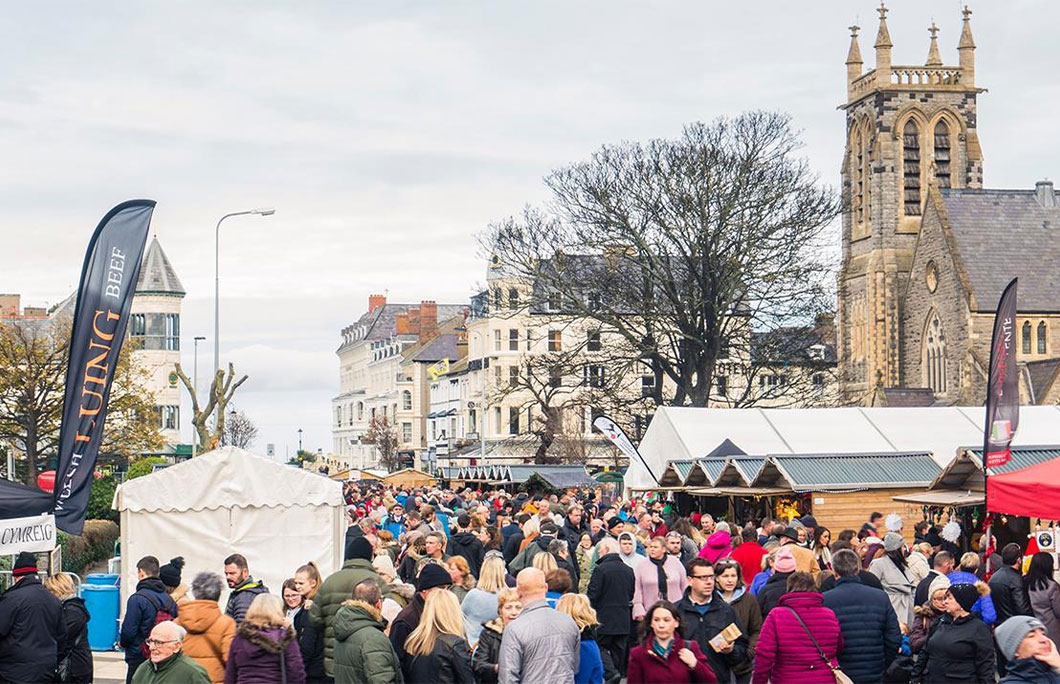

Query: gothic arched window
left=1023, top=321, right=1032, bottom=354
left=903, top=120, right=921, bottom=216
left=924, top=313, right=947, bottom=394
left=934, top=121, right=951, bottom=189
left=1038, top=321, right=1048, bottom=355
left=853, top=123, right=866, bottom=225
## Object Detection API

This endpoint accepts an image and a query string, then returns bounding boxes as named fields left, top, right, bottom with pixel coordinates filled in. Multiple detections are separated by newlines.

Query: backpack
left=136, top=590, right=175, bottom=659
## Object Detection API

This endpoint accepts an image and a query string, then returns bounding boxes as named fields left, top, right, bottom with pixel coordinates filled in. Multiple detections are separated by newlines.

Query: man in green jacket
left=311, top=536, right=390, bottom=676
left=333, top=579, right=403, bottom=684
left=132, top=621, right=211, bottom=684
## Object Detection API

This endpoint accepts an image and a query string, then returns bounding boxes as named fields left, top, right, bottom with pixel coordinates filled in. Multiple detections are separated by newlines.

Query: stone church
left=837, top=5, right=1060, bottom=407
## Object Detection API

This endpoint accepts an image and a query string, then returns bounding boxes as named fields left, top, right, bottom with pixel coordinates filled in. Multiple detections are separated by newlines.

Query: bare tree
left=175, top=362, right=248, bottom=452
left=222, top=407, right=259, bottom=449
left=363, top=414, right=400, bottom=472
left=0, top=315, right=164, bottom=485
left=483, top=111, right=840, bottom=410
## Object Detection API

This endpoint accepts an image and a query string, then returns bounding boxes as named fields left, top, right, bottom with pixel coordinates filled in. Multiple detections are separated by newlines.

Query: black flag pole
left=54, top=200, right=155, bottom=535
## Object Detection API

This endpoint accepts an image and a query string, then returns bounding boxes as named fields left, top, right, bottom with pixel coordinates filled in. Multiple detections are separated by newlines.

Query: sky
left=2, top=1, right=1058, bottom=460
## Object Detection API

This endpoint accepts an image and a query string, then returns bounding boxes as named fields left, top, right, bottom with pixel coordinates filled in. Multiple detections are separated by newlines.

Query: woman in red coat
left=751, top=572, right=844, bottom=684
left=627, top=601, right=717, bottom=684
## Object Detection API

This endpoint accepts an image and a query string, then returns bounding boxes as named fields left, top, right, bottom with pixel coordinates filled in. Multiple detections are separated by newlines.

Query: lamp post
left=298, top=428, right=303, bottom=454
left=192, top=335, right=206, bottom=456
left=214, top=207, right=275, bottom=425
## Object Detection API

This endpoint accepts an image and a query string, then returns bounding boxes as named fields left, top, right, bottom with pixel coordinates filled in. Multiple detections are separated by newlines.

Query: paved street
left=91, top=650, right=126, bottom=684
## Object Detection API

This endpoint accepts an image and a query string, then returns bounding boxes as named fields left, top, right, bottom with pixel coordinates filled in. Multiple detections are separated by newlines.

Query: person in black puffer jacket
left=447, top=514, right=485, bottom=578
left=471, top=587, right=522, bottom=683
left=756, top=549, right=796, bottom=619
left=45, top=573, right=93, bottom=684
left=911, top=583, right=995, bottom=684
left=402, top=591, right=474, bottom=684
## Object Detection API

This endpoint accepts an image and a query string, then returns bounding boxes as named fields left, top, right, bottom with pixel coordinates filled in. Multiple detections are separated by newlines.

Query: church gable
left=902, top=186, right=973, bottom=398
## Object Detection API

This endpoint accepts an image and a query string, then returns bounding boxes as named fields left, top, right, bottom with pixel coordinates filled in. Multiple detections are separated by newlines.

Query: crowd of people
left=4, top=484, right=1060, bottom=683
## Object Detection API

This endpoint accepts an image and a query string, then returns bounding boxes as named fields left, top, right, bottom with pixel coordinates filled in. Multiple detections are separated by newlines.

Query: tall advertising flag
left=593, top=415, right=660, bottom=486
left=54, top=200, right=155, bottom=534
left=983, top=278, right=1019, bottom=476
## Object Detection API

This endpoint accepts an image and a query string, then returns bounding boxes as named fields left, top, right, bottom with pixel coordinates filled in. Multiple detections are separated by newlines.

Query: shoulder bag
left=783, top=607, right=853, bottom=684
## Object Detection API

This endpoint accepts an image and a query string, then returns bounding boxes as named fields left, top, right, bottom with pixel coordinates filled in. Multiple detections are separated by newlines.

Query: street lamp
left=214, top=207, right=275, bottom=423
left=297, top=428, right=303, bottom=454
left=192, top=335, right=206, bottom=456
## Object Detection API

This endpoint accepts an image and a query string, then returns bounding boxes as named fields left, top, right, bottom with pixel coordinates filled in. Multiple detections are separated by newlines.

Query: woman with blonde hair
left=293, top=562, right=321, bottom=604
left=45, top=572, right=92, bottom=683
left=447, top=555, right=477, bottom=604
left=402, top=590, right=474, bottom=684
left=557, top=593, right=605, bottom=684
left=461, top=553, right=507, bottom=644
left=532, top=549, right=559, bottom=575
left=472, top=588, right=523, bottom=684
left=225, top=594, right=306, bottom=683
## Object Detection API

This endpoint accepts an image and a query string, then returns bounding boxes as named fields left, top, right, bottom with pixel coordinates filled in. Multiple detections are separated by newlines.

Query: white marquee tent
left=113, top=446, right=344, bottom=608
left=626, top=405, right=1060, bottom=490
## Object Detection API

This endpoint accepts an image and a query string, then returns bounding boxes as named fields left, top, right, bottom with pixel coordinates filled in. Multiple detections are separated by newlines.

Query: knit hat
left=417, top=563, right=452, bottom=591
left=883, top=532, right=904, bottom=552
left=948, top=583, right=980, bottom=612
left=607, top=517, right=625, bottom=531
left=159, top=557, right=185, bottom=587
left=799, top=515, right=818, bottom=529
left=11, top=551, right=38, bottom=577
left=773, top=547, right=797, bottom=573
left=928, top=574, right=951, bottom=599
left=995, top=615, right=1047, bottom=661
left=346, top=536, right=373, bottom=562
left=372, top=554, right=397, bottom=580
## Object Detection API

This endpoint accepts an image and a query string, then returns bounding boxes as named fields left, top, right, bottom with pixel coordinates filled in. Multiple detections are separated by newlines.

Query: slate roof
left=342, top=303, right=465, bottom=346
left=750, top=327, right=837, bottom=365
left=136, top=237, right=185, bottom=295
left=1024, top=359, right=1060, bottom=404
left=761, top=452, right=940, bottom=491
left=941, top=188, right=1060, bottom=312
left=879, top=388, right=937, bottom=407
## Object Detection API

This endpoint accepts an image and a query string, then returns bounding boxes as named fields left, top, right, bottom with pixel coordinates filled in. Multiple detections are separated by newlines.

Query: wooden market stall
left=382, top=468, right=436, bottom=488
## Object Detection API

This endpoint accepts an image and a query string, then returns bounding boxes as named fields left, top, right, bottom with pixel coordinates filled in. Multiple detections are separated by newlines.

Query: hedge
left=58, top=519, right=119, bottom=575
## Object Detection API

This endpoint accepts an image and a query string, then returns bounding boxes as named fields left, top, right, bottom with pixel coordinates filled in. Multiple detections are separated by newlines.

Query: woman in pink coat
left=751, top=572, right=844, bottom=684
left=698, top=530, right=732, bottom=564
left=633, top=538, right=689, bottom=620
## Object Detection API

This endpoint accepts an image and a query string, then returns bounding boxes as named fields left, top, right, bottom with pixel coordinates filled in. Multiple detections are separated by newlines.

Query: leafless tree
left=483, top=111, right=840, bottom=411
left=222, top=407, right=258, bottom=449
left=175, top=362, right=249, bottom=452
left=363, top=414, right=400, bottom=472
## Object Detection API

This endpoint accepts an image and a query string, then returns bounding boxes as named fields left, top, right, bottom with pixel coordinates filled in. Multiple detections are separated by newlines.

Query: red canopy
left=987, top=457, right=1060, bottom=518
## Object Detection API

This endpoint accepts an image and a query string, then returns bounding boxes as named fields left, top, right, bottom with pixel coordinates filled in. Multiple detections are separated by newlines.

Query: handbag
left=783, top=607, right=853, bottom=684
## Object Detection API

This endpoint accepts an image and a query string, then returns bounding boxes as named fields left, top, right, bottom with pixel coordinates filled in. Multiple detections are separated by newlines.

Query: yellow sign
left=427, top=358, right=450, bottom=381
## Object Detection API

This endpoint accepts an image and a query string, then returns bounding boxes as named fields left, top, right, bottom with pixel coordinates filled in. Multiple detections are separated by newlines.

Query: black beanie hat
left=12, top=551, right=38, bottom=577
left=417, top=563, right=452, bottom=591
left=346, top=536, right=373, bottom=562
left=949, top=583, right=980, bottom=612
left=159, top=557, right=185, bottom=587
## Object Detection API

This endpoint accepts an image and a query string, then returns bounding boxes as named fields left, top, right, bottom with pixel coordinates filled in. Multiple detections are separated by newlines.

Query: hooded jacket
left=909, top=603, right=943, bottom=654
left=309, top=557, right=388, bottom=675
left=698, top=531, right=732, bottom=564
left=121, top=577, right=179, bottom=663
left=224, top=577, right=269, bottom=625
left=1000, top=657, right=1060, bottom=684
left=175, top=599, right=236, bottom=684
left=909, top=612, right=995, bottom=684
left=447, top=531, right=485, bottom=578
left=0, top=575, right=65, bottom=684
left=332, top=600, right=402, bottom=684
left=508, top=534, right=552, bottom=573
left=224, top=622, right=306, bottom=684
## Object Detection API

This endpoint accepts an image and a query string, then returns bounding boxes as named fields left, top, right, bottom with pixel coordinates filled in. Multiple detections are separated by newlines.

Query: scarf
left=651, top=637, right=674, bottom=660
left=650, top=556, right=670, bottom=600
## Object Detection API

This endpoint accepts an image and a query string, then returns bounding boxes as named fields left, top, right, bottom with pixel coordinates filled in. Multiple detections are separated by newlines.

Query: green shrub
left=58, top=519, right=119, bottom=575
left=86, top=475, right=119, bottom=523
left=126, top=457, right=168, bottom=480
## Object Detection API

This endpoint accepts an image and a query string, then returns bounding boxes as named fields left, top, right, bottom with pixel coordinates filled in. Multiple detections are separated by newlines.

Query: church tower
left=837, top=5, right=984, bottom=403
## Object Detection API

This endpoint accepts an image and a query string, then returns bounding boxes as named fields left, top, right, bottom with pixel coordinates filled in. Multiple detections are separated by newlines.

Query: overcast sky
left=3, top=1, right=1058, bottom=459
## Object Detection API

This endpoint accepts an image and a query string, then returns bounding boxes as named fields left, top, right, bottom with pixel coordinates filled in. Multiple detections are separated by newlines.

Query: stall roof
left=530, top=470, right=597, bottom=489
left=628, top=406, right=1060, bottom=490
left=659, top=460, right=694, bottom=487
left=754, top=452, right=940, bottom=492
left=927, top=445, right=1060, bottom=493
left=892, top=490, right=985, bottom=506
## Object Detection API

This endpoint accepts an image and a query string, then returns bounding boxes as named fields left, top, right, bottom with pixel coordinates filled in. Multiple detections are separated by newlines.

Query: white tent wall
left=627, top=405, right=1060, bottom=491
left=114, top=447, right=344, bottom=612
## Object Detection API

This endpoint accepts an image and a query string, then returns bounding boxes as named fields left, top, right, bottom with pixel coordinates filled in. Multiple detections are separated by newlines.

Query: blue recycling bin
left=81, top=584, right=120, bottom=651
left=85, top=573, right=120, bottom=586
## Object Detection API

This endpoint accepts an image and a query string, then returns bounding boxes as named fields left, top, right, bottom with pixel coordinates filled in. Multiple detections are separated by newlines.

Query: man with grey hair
left=174, top=572, right=236, bottom=683
left=132, top=621, right=211, bottom=683
left=498, top=568, right=579, bottom=684
left=823, top=548, right=901, bottom=683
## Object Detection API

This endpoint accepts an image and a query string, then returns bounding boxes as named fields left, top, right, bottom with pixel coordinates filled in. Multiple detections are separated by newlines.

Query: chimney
left=395, top=312, right=411, bottom=335
left=408, top=307, right=421, bottom=336
left=368, top=294, right=387, bottom=314
left=1036, top=180, right=1056, bottom=208
left=420, top=300, right=438, bottom=338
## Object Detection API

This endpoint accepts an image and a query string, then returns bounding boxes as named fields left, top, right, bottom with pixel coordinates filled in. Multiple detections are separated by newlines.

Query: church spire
left=846, top=24, right=863, bottom=98
left=874, top=3, right=893, bottom=86
left=958, top=5, right=976, bottom=85
left=925, top=21, right=942, bottom=66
